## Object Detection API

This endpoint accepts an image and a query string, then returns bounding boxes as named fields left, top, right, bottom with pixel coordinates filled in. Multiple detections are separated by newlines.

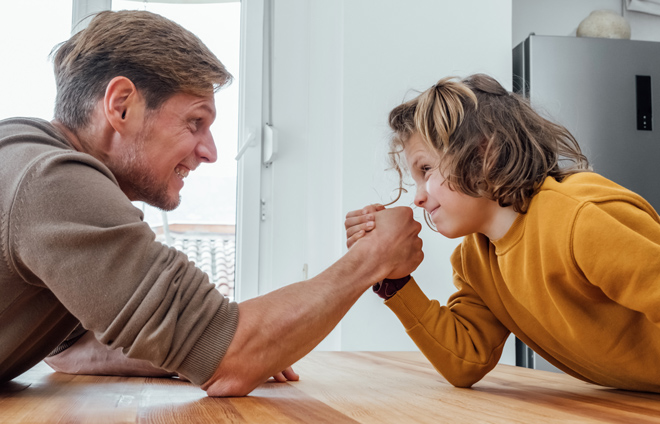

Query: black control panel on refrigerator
left=636, top=75, right=652, bottom=131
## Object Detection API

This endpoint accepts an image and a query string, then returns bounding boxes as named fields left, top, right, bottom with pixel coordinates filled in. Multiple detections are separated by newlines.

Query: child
left=345, top=74, right=660, bottom=392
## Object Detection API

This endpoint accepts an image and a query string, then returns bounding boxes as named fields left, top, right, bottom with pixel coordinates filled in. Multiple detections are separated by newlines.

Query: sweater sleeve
left=8, top=150, right=238, bottom=385
left=572, top=199, right=660, bottom=326
left=384, top=263, right=510, bottom=388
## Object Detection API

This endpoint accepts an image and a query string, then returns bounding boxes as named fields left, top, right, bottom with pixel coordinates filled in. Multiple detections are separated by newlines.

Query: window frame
left=234, top=0, right=265, bottom=301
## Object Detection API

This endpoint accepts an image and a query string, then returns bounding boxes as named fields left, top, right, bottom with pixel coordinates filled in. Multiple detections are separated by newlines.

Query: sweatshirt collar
left=491, top=212, right=526, bottom=254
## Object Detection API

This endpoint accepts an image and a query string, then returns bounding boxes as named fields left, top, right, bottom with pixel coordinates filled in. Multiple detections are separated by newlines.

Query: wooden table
left=2, top=351, right=659, bottom=423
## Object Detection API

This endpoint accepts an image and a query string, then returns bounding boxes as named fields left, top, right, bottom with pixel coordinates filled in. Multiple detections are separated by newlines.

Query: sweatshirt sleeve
left=8, top=150, right=238, bottom=385
left=572, top=199, right=660, bottom=327
left=384, top=263, right=510, bottom=388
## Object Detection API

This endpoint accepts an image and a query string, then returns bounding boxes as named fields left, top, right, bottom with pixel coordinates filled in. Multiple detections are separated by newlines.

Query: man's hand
left=362, top=206, right=424, bottom=279
left=270, top=366, right=299, bottom=383
left=346, top=205, right=423, bottom=280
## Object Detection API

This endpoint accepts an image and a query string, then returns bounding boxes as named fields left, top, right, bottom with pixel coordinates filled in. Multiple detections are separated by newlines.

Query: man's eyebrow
left=193, top=103, right=216, bottom=119
left=199, top=104, right=215, bottom=115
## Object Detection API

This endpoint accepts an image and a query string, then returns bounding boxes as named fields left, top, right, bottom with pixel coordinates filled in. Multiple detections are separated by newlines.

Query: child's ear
left=103, top=76, right=144, bottom=134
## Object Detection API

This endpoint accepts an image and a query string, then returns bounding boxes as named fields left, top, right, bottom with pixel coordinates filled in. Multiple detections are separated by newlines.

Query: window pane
left=112, top=1, right=241, bottom=300
left=0, top=0, right=73, bottom=120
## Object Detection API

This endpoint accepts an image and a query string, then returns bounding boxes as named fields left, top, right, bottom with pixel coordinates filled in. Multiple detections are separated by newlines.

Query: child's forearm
left=383, top=278, right=509, bottom=387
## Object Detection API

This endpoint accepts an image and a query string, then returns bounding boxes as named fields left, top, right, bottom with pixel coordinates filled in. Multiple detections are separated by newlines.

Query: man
left=0, top=10, right=423, bottom=396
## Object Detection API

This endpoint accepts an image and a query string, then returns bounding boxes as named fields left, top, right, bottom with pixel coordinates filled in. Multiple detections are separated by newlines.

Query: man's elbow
left=201, top=359, right=268, bottom=397
left=204, top=373, right=263, bottom=397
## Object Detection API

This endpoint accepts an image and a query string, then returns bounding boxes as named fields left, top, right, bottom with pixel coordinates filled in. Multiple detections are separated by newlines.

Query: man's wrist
left=373, top=275, right=411, bottom=300
left=345, top=240, right=393, bottom=290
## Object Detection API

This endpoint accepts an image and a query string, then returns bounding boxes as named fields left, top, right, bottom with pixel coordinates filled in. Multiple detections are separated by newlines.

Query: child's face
left=404, top=132, right=499, bottom=239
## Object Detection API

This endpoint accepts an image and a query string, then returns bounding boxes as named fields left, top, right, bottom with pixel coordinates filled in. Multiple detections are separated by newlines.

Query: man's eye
left=190, top=119, right=202, bottom=131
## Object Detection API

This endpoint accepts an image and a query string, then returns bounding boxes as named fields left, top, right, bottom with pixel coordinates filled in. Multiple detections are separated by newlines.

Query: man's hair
left=388, top=73, right=591, bottom=214
left=51, top=10, right=232, bottom=129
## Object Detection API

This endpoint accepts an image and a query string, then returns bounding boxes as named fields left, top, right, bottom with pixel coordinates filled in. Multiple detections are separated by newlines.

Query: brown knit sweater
left=0, top=117, right=238, bottom=385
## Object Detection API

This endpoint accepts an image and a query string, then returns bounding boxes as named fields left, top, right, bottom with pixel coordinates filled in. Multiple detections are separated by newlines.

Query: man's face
left=110, top=92, right=218, bottom=211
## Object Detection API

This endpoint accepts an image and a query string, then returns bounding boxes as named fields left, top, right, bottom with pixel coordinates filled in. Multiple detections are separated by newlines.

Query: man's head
left=51, top=10, right=232, bottom=130
left=50, top=10, right=229, bottom=211
left=102, top=87, right=218, bottom=211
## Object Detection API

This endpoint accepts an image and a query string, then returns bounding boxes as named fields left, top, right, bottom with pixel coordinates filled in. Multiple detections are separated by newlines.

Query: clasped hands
left=345, top=204, right=424, bottom=280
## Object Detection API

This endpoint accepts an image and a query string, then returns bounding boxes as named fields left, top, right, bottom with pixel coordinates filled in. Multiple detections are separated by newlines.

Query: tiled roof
left=155, top=228, right=235, bottom=300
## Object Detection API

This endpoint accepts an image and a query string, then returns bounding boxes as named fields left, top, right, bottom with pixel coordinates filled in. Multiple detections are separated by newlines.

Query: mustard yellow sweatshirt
left=385, top=173, right=660, bottom=392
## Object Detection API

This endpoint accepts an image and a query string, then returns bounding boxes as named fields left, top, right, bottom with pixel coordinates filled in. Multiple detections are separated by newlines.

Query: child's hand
left=344, top=204, right=385, bottom=248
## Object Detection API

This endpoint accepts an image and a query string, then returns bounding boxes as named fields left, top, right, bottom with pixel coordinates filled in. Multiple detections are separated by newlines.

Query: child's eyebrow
left=411, top=157, right=425, bottom=169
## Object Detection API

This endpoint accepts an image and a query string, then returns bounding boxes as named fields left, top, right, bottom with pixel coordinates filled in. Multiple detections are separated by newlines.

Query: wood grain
left=1, top=351, right=658, bottom=423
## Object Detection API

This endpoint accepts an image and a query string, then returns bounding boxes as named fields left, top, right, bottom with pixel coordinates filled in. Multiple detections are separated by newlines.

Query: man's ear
left=104, top=76, right=144, bottom=134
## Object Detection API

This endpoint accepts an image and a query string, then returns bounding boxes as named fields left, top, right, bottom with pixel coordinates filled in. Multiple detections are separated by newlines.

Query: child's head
left=388, top=73, right=590, bottom=214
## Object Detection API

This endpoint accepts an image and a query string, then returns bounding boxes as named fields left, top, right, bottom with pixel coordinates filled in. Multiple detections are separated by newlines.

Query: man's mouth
left=175, top=166, right=190, bottom=179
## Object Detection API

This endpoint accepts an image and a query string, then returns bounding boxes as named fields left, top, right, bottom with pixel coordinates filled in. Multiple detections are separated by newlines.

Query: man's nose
left=197, top=131, right=217, bottom=163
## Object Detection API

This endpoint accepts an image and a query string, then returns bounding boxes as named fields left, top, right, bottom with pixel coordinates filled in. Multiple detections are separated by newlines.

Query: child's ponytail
left=414, top=78, right=477, bottom=154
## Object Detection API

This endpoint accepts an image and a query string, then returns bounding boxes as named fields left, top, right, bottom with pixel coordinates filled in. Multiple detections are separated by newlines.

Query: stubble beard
left=108, top=127, right=181, bottom=212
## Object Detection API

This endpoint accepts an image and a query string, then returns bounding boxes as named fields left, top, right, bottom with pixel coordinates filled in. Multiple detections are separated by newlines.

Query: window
left=0, top=0, right=73, bottom=121
left=2, top=0, right=264, bottom=301
left=112, top=1, right=242, bottom=300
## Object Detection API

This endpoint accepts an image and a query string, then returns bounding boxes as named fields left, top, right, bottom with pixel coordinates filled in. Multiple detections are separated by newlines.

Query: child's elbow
left=444, top=373, right=482, bottom=388
left=435, top=361, right=494, bottom=389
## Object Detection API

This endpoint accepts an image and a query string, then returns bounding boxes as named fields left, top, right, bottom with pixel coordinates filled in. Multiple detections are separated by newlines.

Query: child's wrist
left=373, top=275, right=411, bottom=299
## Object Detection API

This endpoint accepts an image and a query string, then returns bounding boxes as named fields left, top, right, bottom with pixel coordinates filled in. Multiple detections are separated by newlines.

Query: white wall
left=513, top=0, right=660, bottom=48
left=262, top=0, right=514, bottom=360
left=338, top=0, right=512, bottom=352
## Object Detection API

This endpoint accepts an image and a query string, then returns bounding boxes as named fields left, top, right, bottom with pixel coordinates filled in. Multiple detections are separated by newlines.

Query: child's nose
left=414, top=187, right=426, bottom=207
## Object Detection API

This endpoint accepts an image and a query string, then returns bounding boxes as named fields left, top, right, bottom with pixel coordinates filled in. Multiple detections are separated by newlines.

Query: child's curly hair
left=388, top=74, right=591, bottom=214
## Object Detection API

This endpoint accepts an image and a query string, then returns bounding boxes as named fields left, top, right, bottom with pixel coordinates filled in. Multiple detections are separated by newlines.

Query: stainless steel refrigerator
left=512, top=34, right=660, bottom=372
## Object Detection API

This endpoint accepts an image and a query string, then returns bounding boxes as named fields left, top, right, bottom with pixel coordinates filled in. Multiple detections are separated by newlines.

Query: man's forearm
left=203, top=206, right=424, bottom=396
left=203, top=241, right=387, bottom=396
